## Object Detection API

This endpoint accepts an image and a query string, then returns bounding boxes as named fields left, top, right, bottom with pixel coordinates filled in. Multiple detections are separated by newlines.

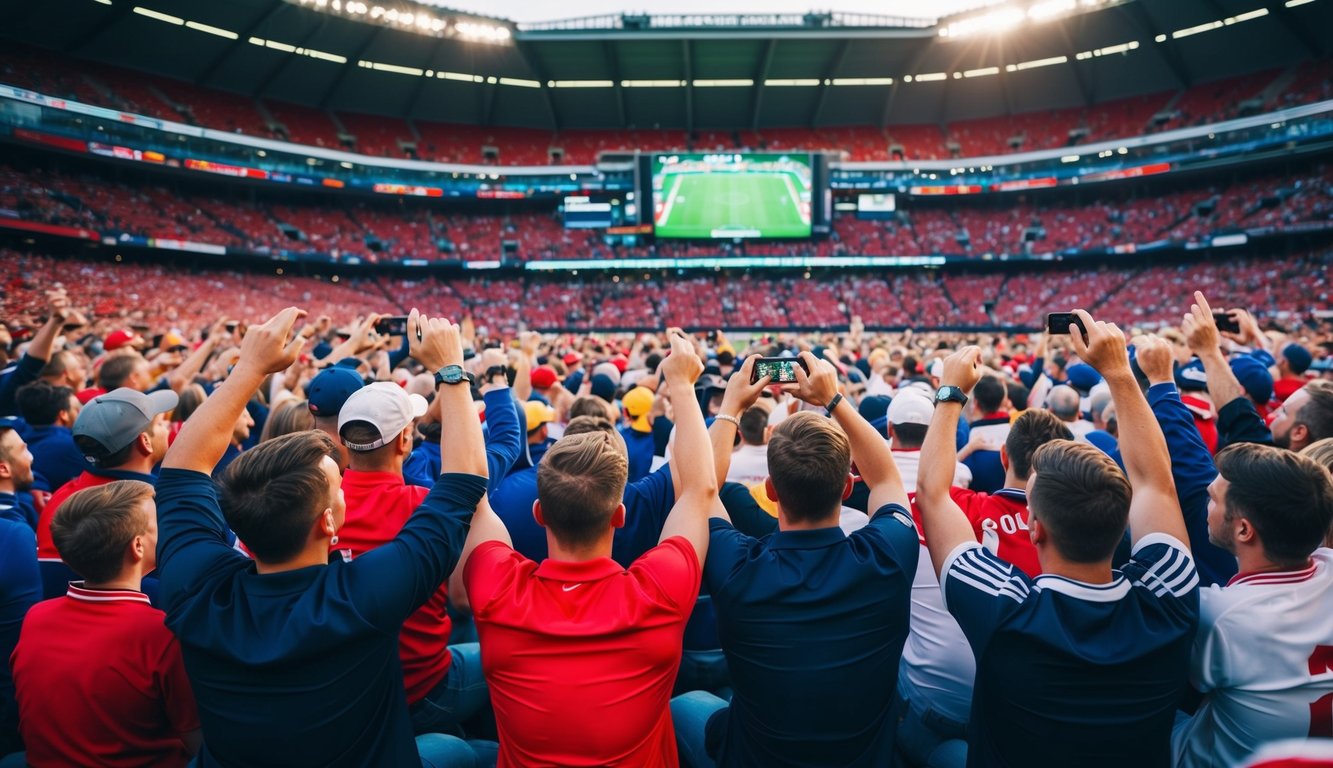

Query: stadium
left=2, top=0, right=1333, bottom=766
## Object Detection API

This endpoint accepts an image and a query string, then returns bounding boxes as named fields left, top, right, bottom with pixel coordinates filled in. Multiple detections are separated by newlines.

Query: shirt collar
left=66, top=582, right=152, bottom=605
left=1227, top=560, right=1317, bottom=587
left=86, top=467, right=156, bottom=483
left=534, top=557, right=626, bottom=583
left=342, top=469, right=407, bottom=487
left=768, top=525, right=847, bottom=550
left=1033, top=574, right=1131, bottom=602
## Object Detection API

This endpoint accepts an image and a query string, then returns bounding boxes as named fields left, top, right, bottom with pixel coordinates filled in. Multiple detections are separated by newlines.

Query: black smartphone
left=1045, top=312, right=1087, bottom=338
left=224, top=321, right=239, bottom=333
left=751, top=356, right=809, bottom=384
left=374, top=316, right=409, bottom=336
left=1213, top=311, right=1242, bottom=334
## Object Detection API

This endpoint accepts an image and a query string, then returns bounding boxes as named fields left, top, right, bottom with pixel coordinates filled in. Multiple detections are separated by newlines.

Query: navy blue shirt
left=619, top=426, right=655, bottom=482
left=0, top=492, right=37, bottom=531
left=25, top=424, right=84, bottom=493
left=155, top=468, right=486, bottom=768
left=401, top=388, right=521, bottom=495
left=0, top=517, right=39, bottom=755
left=490, top=465, right=675, bottom=568
left=704, top=506, right=919, bottom=767
left=942, top=535, right=1199, bottom=768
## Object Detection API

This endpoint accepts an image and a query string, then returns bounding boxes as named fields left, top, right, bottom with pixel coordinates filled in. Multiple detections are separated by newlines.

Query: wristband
left=714, top=414, right=741, bottom=428
left=825, top=393, right=844, bottom=417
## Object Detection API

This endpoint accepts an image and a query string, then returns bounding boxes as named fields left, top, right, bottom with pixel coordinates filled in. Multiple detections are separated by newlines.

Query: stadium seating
left=4, top=45, right=1331, bottom=164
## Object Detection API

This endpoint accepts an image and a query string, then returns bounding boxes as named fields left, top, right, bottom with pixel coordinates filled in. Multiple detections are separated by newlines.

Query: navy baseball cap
left=307, top=367, right=364, bottom=419
left=1231, top=356, right=1274, bottom=405
left=1283, top=343, right=1314, bottom=375
left=1175, top=359, right=1210, bottom=392
left=1065, top=363, right=1102, bottom=395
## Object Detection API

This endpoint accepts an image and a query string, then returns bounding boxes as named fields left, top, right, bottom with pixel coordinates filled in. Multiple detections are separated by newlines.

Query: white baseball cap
left=888, top=388, right=934, bottom=426
left=338, top=382, right=428, bottom=452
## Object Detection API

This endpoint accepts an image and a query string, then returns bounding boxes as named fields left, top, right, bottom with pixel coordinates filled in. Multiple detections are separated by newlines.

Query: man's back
left=1174, top=548, right=1333, bottom=768
left=11, top=585, right=197, bottom=768
left=943, top=535, right=1199, bottom=768
left=704, top=505, right=919, bottom=767
left=156, top=468, right=484, bottom=767
left=463, top=536, right=700, bottom=767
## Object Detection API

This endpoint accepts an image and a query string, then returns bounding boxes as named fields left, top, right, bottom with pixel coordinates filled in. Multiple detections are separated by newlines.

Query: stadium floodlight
left=621, top=80, right=686, bottom=88
left=133, top=6, right=183, bottom=24
left=830, top=77, right=893, bottom=86
left=287, top=0, right=510, bottom=43
left=185, top=21, right=239, bottom=39
left=912, top=72, right=948, bottom=83
left=1285, top=0, right=1315, bottom=6
left=454, top=21, right=511, bottom=42
left=764, top=79, right=820, bottom=87
left=939, top=6, right=1024, bottom=38
left=693, top=79, right=755, bottom=87
left=1027, top=0, right=1076, bottom=20
left=939, top=0, right=1121, bottom=39
left=963, top=66, right=999, bottom=78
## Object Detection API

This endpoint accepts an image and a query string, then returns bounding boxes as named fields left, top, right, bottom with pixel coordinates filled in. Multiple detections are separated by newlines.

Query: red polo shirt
left=38, top=471, right=116, bottom=560
left=332, top=469, right=452, bottom=704
left=463, top=536, right=700, bottom=767
left=10, top=583, right=198, bottom=767
left=910, top=487, right=1041, bottom=578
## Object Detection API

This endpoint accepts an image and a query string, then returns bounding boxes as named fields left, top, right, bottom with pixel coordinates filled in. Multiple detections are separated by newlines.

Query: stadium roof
left=4, top=0, right=1328, bottom=131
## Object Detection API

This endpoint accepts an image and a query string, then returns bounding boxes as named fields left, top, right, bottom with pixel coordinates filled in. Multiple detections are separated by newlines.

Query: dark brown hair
left=218, top=430, right=338, bottom=563
left=1028, top=440, right=1130, bottom=563
left=767, top=412, right=851, bottom=523
left=52, top=480, right=155, bottom=583
left=1006, top=409, right=1076, bottom=480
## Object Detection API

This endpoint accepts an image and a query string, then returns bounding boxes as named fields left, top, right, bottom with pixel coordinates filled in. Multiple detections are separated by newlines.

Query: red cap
left=104, top=329, right=142, bottom=351
left=610, top=355, right=628, bottom=374
left=75, top=387, right=104, bottom=404
left=562, top=352, right=581, bottom=367
left=530, top=366, right=558, bottom=389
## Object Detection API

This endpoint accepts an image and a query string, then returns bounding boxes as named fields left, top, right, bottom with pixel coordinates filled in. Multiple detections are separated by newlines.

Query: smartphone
left=374, top=316, right=409, bottom=336
left=1045, top=312, right=1087, bottom=338
left=1213, top=311, right=1242, bottom=334
left=224, top=321, right=239, bottom=333
left=751, top=357, right=809, bottom=384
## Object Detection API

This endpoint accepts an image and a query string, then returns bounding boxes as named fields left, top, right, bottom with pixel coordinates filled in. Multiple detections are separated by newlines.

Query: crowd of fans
left=2, top=159, right=1330, bottom=263
left=1, top=248, right=1329, bottom=334
left=0, top=266, right=1332, bottom=767
left=3, top=45, right=1330, bottom=164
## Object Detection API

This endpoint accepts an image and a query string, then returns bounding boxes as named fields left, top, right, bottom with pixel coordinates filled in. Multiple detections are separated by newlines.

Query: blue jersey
left=942, top=534, right=1199, bottom=768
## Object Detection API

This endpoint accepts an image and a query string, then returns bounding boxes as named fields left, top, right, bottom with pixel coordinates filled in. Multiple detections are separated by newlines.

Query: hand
left=719, top=356, right=771, bottom=417
left=409, top=309, right=462, bottom=373
left=659, top=331, right=703, bottom=385
left=520, top=331, right=541, bottom=358
left=1227, top=308, right=1264, bottom=348
left=965, top=430, right=1003, bottom=453
left=45, top=289, right=71, bottom=324
left=940, top=346, right=984, bottom=393
left=1067, top=309, right=1130, bottom=378
left=1181, top=291, right=1221, bottom=356
left=782, top=352, right=839, bottom=408
left=234, top=307, right=307, bottom=378
left=1133, top=334, right=1174, bottom=385
left=207, top=317, right=231, bottom=345
left=477, top=347, right=507, bottom=371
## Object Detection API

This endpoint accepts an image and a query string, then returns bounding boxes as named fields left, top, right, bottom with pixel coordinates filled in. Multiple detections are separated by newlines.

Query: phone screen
left=752, top=358, right=804, bottom=384
left=374, top=316, right=409, bottom=336
left=1045, top=312, right=1086, bottom=337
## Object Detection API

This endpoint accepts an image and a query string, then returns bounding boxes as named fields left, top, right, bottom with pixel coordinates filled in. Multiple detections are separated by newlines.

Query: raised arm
left=707, top=355, right=771, bottom=501
left=164, top=308, right=306, bottom=474
left=656, top=332, right=716, bottom=564
left=166, top=321, right=225, bottom=394
left=917, top=347, right=988, bottom=577
left=1183, top=292, right=1272, bottom=449
left=0, top=290, right=70, bottom=416
left=1069, top=310, right=1187, bottom=549
left=1135, top=334, right=1236, bottom=585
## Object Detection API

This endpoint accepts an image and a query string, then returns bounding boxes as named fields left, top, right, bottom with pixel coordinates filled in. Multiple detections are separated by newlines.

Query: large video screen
left=651, top=153, right=812, bottom=239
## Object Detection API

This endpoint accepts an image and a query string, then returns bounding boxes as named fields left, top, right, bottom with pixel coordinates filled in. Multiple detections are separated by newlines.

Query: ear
left=764, top=476, right=778, bottom=502
left=135, top=431, right=153, bottom=457
left=532, top=500, right=546, bottom=528
left=319, top=507, right=337, bottom=538
left=1234, top=516, right=1258, bottom=546
left=1293, top=424, right=1310, bottom=448
left=999, top=444, right=1010, bottom=471
left=842, top=473, right=854, bottom=501
left=399, top=426, right=413, bottom=455
left=610, top=503, right=626, bottom=529
left=128, top=533, right=147, bottom=564
left=1029, top=516, right=1046, bottom=547
left=0, top=461, right=11, bottom=481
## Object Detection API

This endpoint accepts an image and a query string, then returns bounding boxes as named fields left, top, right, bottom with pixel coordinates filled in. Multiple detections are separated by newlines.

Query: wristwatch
left=434, top=365, right=476, bottom=387
left=935, top=385, right=969, bottom=407
left=484, top=364, right=511, bottom=386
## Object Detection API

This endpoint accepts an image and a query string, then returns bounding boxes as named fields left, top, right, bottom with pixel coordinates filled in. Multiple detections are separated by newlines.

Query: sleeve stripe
left=959, top=546, right=1019, bottom=584
left=1134, top=545, right=1199, bottom=597
left=952, top=549, right=1031, bottom=602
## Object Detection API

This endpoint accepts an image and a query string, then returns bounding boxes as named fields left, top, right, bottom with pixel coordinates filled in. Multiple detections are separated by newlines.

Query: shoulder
left=857, top=503, right=920, bottom=546
left=942, top=541, right=1033, bottom=606
left=1121, top=533, right=1199, bottom=599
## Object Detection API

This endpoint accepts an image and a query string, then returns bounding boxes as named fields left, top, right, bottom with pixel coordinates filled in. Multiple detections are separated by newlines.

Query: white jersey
left=1173, top=549, right=1333, bottom=768
left=890, top=449, right=972, bottom=493
left=725, top=444, right=770, bottom=487
left=898, top=542, right=975, bottom=724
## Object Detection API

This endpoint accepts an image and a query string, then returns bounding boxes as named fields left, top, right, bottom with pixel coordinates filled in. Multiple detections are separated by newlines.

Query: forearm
left=26, top=318, right=61, bottom=363
left=666, top=376, right=716, bottom=500
left=708, top=420, right=738, bottom=489
left=512, top=354, right=532, bottom=402
left=832, top=399, right=905, bottom=499
left=439, top=382, right=487, bottom=477
left=481, top=388, right=520, bottom=487
left=1108, top=372, right=1174, bottom=492
left=163, top=370, right=263, bottom=472
left=168, top=340, right=215, bottom=393
left=1198, top=348, right=1246, bottom=411
left=917, top=403, right=979, bottom=575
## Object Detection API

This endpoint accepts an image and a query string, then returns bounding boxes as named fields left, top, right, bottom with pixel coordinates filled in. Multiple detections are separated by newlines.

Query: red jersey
left=10, top=584, right=198, bottom=767
left=910, top=487, right=1042, bottom=578
left=38, top=470, right=115, bottom=560
left=332, top=469, right=451, bottom=704
left=463, top=537, right=700, bottom=768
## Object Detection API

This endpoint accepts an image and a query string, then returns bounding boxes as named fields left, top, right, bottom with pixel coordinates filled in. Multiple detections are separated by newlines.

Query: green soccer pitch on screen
left=650, top=153, right=814, bottom=239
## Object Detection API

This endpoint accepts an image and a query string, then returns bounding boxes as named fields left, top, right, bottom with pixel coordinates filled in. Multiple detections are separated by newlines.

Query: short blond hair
left=537, top=431, right=628, bottom=547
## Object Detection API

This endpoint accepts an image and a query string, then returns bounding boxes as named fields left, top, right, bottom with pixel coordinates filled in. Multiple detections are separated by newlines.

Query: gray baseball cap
left=73, top=387, right=178, bottom=459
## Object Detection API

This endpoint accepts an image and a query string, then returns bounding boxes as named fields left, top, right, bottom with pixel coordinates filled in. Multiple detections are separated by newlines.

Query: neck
left=546, top=531, right=614, bottom=562
left=1234, top=545, right=1301, bottom=577
left=0, top=483, right=14, bottom=496
left=1004, top=472, right=1026, bottom=491
left=348, top=457, right=403, bottom=474
left=1038, top=552, right=1115, bottom=584
left=84, top=572, right=144, bottom=592
left=778, top=508, right=841, bottom=531
left=113, top=456, right=156, bottom=476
